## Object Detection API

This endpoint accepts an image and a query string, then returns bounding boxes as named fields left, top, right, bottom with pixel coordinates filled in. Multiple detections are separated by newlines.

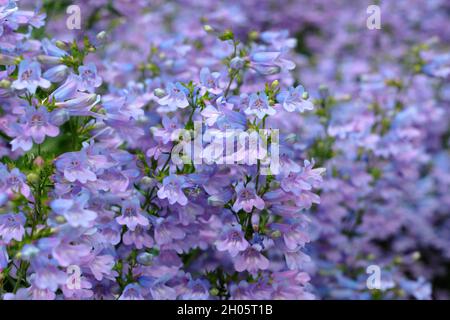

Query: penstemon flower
left=0, top=0, right=448, bottom=301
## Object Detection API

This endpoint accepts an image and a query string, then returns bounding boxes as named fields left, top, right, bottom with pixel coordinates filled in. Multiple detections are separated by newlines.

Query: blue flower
left=0, top=213, right=26, bottom=243
left=199, top=67, right=222, bottom=95
left=78, top=63, right=102, bottom=93
left=11, top=60, right=51, bottom=94
left=50, top=192, right=97, bottom=228
left=157, top=175, right=188, bottom=206
left=276, top=85, right=314, bottom=112
left=158, top=82, right=190, bottom=110
left=244, top=92, right=276, bottom=119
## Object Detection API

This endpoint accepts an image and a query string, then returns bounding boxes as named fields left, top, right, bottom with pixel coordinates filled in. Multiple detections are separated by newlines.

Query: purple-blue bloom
left=11, top=60, right=51, bottom=94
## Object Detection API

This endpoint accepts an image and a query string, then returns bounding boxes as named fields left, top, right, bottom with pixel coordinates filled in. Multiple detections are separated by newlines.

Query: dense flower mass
left=0, top=0, right=449, bottom=300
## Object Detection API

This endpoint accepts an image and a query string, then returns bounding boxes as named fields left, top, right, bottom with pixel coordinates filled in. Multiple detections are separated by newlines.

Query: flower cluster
left=0, top=0, right=449, bottom=300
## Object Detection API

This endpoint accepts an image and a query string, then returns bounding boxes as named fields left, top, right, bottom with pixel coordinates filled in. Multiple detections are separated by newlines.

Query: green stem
left=13, top=261, right=29, bottom=293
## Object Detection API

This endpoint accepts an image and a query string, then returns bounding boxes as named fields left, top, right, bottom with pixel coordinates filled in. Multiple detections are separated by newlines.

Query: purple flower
left=11, top=60, right=51, bottom=94
left=232, top=182, right=265, bottom=213
left=271, top=222, right=309, bottom=250
left=158, top=82, right=189, bottom=110
left=152, top=116, right=180, bottom=144
left=201, top=104, right=223, bottom=126
left=55, top=150, right=97, bottom=183
left=180, top=279, right=210, bottom=300
left=22, top=106, right=59, bottom=145
left=423, top=53, right=450, bottom=78
left=250, top=52, right=282, bottom=75
left=62, top=277, right=93, bottom=299
left=153, top=217, right=186, bottom=245
left=280, top=160, right=324, bottom=195
left=215, top=224, right=249, bottom=256
left=400, top=277, right=432, bottom=300
left=233, top=244, right=270, bottom=273
left=51, top=73, right=79, bottom=101
left=244, top=92, right=275, bottom=119
left=284, top=250, right=311, bottom=270
left=123, top=225, right=154, bottom=249
left=50, top=193, right=97, bottom=228
left=0, top=168, right=31, bottom=198
left=78, top=63, right=102, bottom=93
left=250, top=51, right=295, bottom=74
left=0, top=213, right=25, bottom=243
left=149, top=279, right=177, bottom=300
left=32, top=259, right=67, bottom=292
left=54, top=92, right=101, bottom=117
left=52, top=240, right=91, bottom=267
left=119, top=284, right=144, bottom=300
left=43, top=65, right=69, bottom=83
left=199, top=67, right=222, bottom=95
left=157, top=175, right=188, bottom=206
left=86, top=254, right=115, bottom=281
left=0, top=0, right=18, bottom=21
left=115, top=198, right=149, bottom=231
left=276, top=85, right=314, bottom=112
left=280, top=171, right=311, bottom=194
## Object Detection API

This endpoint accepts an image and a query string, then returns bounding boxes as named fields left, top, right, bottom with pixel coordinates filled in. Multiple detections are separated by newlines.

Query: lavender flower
left=50, top=193, right=97, bottom=228
left=78, top=63, right=102, bottom=93
left=55, top=151, right=97, bottom=183
left=158, top=82, right=190, bottom=110
left=233, top=244, right=270, bottom=273
left=157, top=175, right=188, bottom=206
left=232, top=182, right=265, bottom=213
left=0, top=213, right=25, bottom=243
left=244, top=92, right=276, bottom=119
left=215, top=224, right=249, bottom=256
left=24, top=107, right=59, bottom=144
left=11, top=60, right=51, bottom=94
left=115, top=198, right=149, bottom=231
left=276, top=85, right=314, bottom=112
left=199, top=67, right=222, bottom=95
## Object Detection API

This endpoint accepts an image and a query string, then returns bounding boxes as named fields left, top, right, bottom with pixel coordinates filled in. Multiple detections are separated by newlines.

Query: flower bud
left=55, top=40, right=69, bottom=51
left=55, top=216, right=66, bottom=224
left=96, top=31, right=107, bottom=41
left=251, top=212, right=260, bottom=231
left=230, top=57, right=245, bottom=70
left=219, top=29, right=234, bottom=41
left=27, top=173, right=39, bottom=184
left=0, top=53, right=17, bottom=65
left=208, top=195, right=226, bottom=207
left=302, top=91, right=309, bottom=100
left=0, top=79, right=11, bottom=88
left=203, top=25, right=214, bottom=33
left=271, top=230, right=282, bottom=238
left=33, top=156, right=45, bottom=168
left=271, top=80, right=279, bottom=90
left=209, top=288, right=219, bottom=296
left=154, top=88, right=166, bottom=98
left=248, top=31, right=259, bottom=41
left=412, top=251, right=421, bottom=261
left=137, top=252, right=154, bottom=265
left=140, top=176, right=155, bottom=189
left=37, top=55, right=62, bottom=65
left=393, top=256, right=403, bottom=265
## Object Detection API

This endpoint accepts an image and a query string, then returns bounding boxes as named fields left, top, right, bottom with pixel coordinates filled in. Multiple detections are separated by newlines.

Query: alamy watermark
left=66, top=265, right=81, bottom=289
left=366, top=265, right=381, bottom=289
left=66, top=5, right=81, bottom=30
left=366, top=5, right=381, bottom=30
